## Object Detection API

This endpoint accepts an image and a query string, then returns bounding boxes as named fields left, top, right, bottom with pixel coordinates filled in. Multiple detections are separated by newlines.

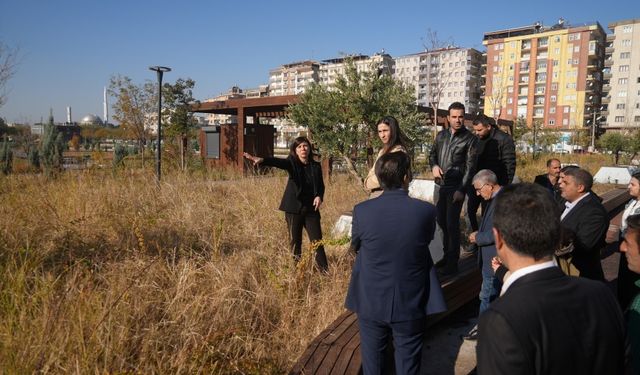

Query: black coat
left=477, top=267, right=625, bottom=375
left=428, top=126, right=478, bottom=192
left=476, top=127, right=516, bottom=186
left=261, top=156, right=324, bottom=214
left=560, top=193, right=608, bottom=280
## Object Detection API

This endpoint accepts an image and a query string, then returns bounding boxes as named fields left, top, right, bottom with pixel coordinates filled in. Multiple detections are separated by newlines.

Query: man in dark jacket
left=467, top=115, right=515, bottom=249
left=345, top=152, right=438, bottom=375
left=429, top=102, right=478, bottom=275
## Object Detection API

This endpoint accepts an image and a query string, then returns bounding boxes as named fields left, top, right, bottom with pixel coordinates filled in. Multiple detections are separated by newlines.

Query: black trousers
left=436, top=187, right=464, bottom=266
left=285, top=207, right=328, bottom=271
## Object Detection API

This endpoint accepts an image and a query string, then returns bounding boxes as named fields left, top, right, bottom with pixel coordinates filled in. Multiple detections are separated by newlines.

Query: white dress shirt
left=560, top=192, right=590, bottom=221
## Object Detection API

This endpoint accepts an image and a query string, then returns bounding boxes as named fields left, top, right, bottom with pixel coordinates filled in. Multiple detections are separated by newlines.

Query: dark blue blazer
left=476, top=193, right=498, bottom=276
left=345, top=189, right=438, bottom=322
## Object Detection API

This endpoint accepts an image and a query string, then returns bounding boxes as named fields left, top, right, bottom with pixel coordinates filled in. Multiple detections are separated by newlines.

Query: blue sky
left=0, top=0, right=636, bottom=124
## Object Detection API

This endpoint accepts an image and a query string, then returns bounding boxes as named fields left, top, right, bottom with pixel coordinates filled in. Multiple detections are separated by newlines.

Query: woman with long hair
left=243, top=136, right=328, bottom=272
left=364, top=116, right=408, bottom=198
left=619, top=171, right=640, bottom=308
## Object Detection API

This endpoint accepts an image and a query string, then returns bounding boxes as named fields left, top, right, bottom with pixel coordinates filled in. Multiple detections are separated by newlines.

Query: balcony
left=606, top=46, right=614, bottom=54
left=602, top=84, right=611, bottom=91
left=607, top=34, right=616, bottom=42
left=602, top=96, right=611, bottom=104
left=604, top=59, right=613, bottom=67
left=603, top=71, right=612, bottom=79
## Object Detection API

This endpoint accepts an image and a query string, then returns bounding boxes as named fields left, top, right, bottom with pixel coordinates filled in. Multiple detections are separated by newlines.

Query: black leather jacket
left=262, top=155, right=324, bottom=214
left=429, top=126, right=478, bottom=192
left=476, top=127, right=516, bottom=186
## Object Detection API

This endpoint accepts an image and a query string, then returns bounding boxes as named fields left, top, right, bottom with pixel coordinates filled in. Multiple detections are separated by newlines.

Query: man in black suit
left=345, top=152, right=439, bottom=375
left=476, top=183, right=625, bottom=375
left=467, top=115, right=515, bottom=253
left=558, top=167, right=608, bottom=280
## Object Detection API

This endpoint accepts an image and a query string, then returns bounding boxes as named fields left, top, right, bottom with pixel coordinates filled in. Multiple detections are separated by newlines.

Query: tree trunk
left=342, top=155, right=363, bottom=185
left=140, top=142, right=145, bottom=168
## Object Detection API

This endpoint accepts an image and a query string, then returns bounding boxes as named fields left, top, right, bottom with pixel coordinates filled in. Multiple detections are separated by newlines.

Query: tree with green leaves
left=108, top=75, right=155, bottom=167
left=287, top=58, right=426, bottom=180
left=0, top=137, right=12, bottom=175
left=598, top=131, right=628, bottom=165
left=113, top=143, right=126, bottom=169
left=40, top=123, right=64, bottom=177
left=162, top=78, right=199, bottom=171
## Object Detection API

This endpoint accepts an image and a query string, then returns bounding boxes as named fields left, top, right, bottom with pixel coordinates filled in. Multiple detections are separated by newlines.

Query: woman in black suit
left=243, top=136, right=328, bottom=272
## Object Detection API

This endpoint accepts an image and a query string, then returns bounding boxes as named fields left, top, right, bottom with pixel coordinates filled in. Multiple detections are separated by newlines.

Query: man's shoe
left=435, top=258, right=447, bottom=268
left=462, top=327, right=478, bottom=341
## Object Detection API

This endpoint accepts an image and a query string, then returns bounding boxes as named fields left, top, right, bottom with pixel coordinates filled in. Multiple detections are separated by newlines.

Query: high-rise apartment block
left=268, top=61, right=320, bottom=96
left=602, top=19, right=640, bottom=129
left=483, top=20, right=606, bottom=129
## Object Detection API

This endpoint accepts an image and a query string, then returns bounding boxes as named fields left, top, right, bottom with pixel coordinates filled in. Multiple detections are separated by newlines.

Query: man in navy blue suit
left=345, top=151, right=438, bottom=375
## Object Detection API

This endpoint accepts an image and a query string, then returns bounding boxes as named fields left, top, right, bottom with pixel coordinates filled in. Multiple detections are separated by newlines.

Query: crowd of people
left=244, top=102, right=639, bottom=374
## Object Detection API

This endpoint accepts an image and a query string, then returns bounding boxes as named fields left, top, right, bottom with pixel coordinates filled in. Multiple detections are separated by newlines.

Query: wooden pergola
left=192, top=95, right=299, bottom=171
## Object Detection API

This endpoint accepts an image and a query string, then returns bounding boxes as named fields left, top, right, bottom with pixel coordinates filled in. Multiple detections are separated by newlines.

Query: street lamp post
left=149, top=66, right=171, bottom=183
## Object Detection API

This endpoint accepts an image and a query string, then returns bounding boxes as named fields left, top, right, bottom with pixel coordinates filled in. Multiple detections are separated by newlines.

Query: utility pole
left=148, top=66, right=171, bottom=184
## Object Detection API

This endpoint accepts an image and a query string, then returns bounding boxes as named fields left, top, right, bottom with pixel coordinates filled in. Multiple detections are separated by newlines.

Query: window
left=618, top=91, right=628, bottom=97
left=617, top=103, right=626, bottom=109
left=622, top=39, right=632, bottom=47
left=635, top=116, right=640, bottom=123
left=205, top=127, right=221, bottom=159
left=623, top=25, right=633, bottom=33
left=507, top=108, right=513, bottom=115
left=564, top=107, right=570, bottom=113
left=551, top=83, right=558, bottom=90
left=563, top=119, right=569, bottom=125
left=620, top=65, right=630, bottom=72
left=507, top=97, right=513, bottom=104
left=574, top=46, right=580, bottom=53
left=507, top=86, right=514, bottom=93
left=549, top=119, right=555, bottom=125
left=550, top=107, right=556, bottom=114
left=551, top=95, right=557, bottom=102
left=566, top=83, right=576, bottom=89
left=619, top=78, right=628, bottom=85
left=553, top=60, right=559, bottom=67
left=615, top=116, right=625, bottom=122
left=621, top=52, right=631, bottom=59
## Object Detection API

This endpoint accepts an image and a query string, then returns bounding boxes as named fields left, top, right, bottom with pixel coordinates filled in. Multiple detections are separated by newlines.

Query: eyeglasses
left=475, top=183, right=488, bottom=193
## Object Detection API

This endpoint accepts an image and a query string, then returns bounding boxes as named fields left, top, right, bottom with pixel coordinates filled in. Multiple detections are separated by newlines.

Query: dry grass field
left=0, top=152, right=620, bottom=373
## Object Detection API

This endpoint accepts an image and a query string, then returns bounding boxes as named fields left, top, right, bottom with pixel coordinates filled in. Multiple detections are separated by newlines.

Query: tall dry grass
left=0, top=169, right=366, bottom=374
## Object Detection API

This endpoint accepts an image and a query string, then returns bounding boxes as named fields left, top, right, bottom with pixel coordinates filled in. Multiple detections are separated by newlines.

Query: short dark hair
left=289, top=136, right=313, bottom=162
left=546, top=158, right=560, bottom=167
left=626, top=214, right=640, bottom=242
left=472, top=114, right=493, bottom=127
left=448, top=101, right=465, bottom=113
left=377, top=116, right=406, bottom=153
left=375, top=151, right=411, bottom=190
left=631, top=171, right=640, bottom=181
left=562, top=167, right=593, bottom=192
left=493, top=183, right=561, bottom=260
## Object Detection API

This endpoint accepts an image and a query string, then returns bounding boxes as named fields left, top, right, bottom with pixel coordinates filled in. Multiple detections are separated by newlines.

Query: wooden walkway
left=290, top=187, right=630, bottom=375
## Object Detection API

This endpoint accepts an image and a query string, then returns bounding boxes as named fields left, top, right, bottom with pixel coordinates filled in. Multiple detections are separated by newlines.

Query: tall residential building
left=268, top=61, right=320, bottom=96
left=483, top=20, right=606, bottom=129
left=602, top=19, right=640, bottom=129
left=393, top=48, right=483, bottom=114
left=319, top=53, right=394, bottom=88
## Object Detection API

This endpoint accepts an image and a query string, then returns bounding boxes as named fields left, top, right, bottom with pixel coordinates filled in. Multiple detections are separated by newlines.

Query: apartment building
left=602, top=19, right=640, bottom=129
left=393, top=48, right=483, bottom=114
left=319, top=53, right=394, bottom=87
left=268, top=61, right=320, bottom=96
left=483, top=20, right=606, bottom=129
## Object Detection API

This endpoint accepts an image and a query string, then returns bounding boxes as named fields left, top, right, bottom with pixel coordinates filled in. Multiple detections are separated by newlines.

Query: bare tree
left=0, top=41, right=20, bottom=108
left=422, top=29, right=454, bottom=138
left=108, top=75, right=156, bottom=167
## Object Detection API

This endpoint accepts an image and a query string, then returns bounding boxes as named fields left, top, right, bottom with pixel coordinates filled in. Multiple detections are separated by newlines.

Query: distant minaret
left=67, top=106, right=72, bottom=124
left=103, top=87, right=109, bottom=125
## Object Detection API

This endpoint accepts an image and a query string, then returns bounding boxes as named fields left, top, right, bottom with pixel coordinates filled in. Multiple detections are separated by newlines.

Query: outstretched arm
left=243, top=152, right=264, bottom=166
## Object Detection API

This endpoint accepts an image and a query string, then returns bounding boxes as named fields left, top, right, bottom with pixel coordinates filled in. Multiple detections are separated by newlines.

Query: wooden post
left=237, top=106, right=244, bottom=172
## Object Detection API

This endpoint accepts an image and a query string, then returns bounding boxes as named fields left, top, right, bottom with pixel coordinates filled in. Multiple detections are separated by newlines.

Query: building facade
left=394, top=48, right=483, bottom=114
left=602, top=19, right=640, bottom=129
left=268, top=61, right=320, bottom=96
left=483, top=20, right=606, bottom=130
